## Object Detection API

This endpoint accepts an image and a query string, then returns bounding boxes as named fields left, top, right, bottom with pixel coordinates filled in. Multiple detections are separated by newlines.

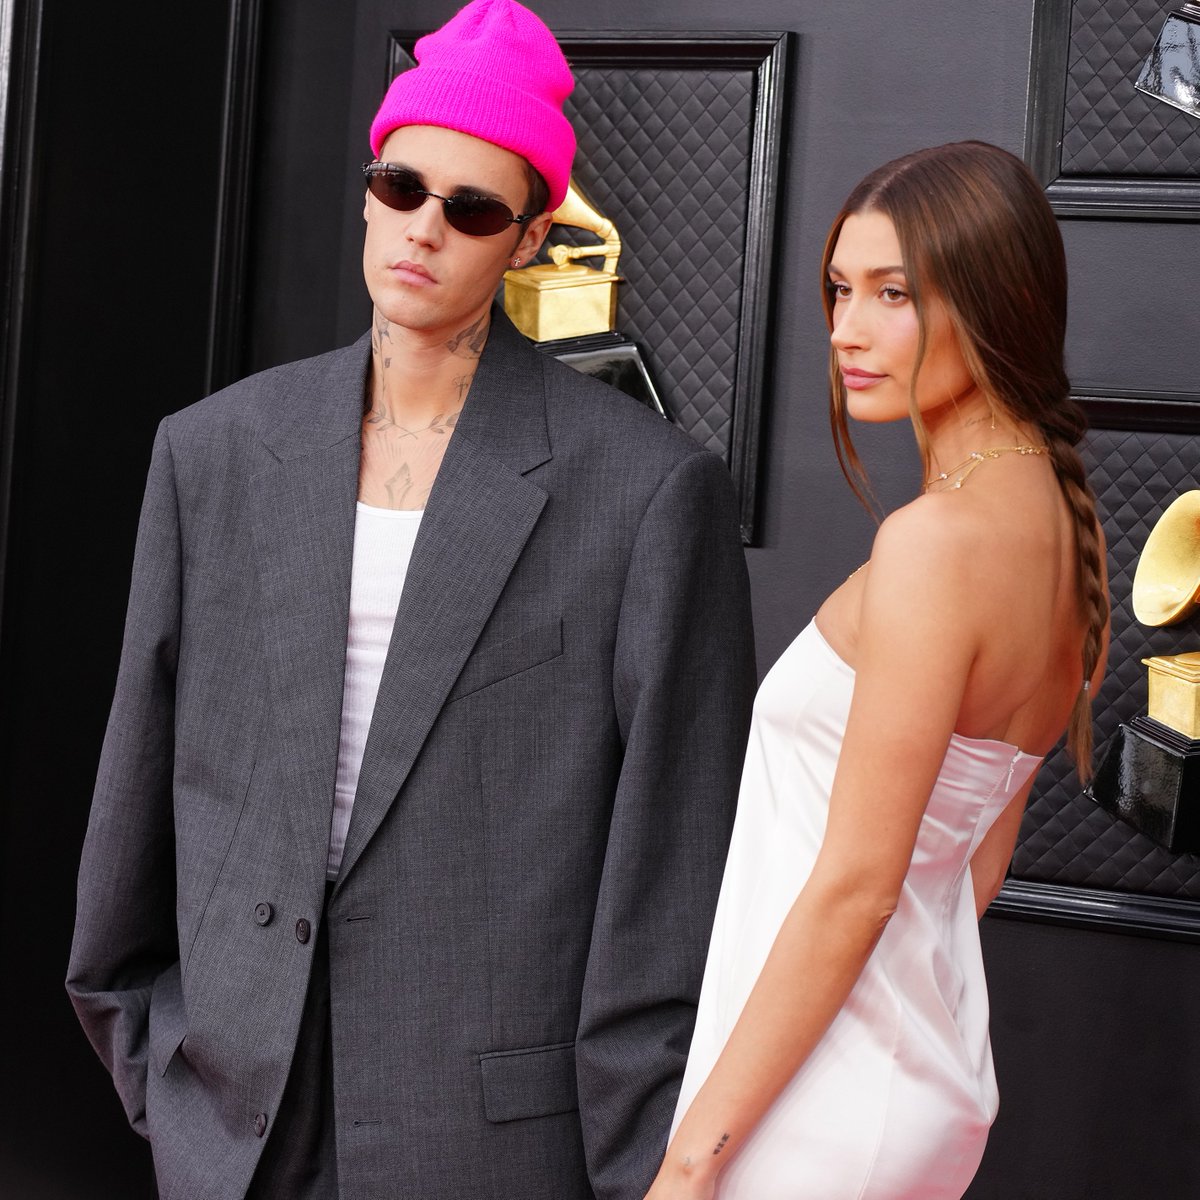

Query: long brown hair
left=819, top=140, right=1107, bottom=778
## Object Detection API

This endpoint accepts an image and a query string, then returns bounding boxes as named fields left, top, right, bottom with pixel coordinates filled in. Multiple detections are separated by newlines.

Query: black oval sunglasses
left=362, top=162, right=536, bottom=237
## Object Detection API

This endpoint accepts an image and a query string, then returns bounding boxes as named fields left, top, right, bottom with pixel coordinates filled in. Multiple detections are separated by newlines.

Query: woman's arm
left=645, top=503, right=984, bottom=1199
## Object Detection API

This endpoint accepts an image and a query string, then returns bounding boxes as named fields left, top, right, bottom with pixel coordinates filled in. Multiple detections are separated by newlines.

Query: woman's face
left=827, top=210, right=979, bottom=426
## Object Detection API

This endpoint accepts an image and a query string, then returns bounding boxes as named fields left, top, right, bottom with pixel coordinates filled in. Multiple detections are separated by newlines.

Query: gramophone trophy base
left=503, top=263, right=619, bottom=343
left=1089, top=716, right=1200, bottom=852
left=533, top=331, right=668, bottom=419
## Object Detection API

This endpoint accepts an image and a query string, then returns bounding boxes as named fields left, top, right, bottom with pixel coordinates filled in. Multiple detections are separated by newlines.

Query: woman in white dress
left=647, top=142, right=1110, bottom=1200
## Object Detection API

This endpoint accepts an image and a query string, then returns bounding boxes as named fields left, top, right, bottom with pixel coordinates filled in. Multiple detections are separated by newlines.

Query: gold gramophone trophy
left=503, top=179, right=666, bottom=416
left=1090, top=491, right=1200, bottom=851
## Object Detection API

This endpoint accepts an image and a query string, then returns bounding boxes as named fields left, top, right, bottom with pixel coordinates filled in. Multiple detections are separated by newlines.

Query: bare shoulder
left=867, top=493, right=983, bottom=592
left=817, top=495, right=966, bottom=648
left=852, top=492, right=1011, bottom=673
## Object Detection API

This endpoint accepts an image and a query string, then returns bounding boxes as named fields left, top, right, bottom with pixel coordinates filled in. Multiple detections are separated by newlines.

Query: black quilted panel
left=555, top=65, right=754, bottom=458
left=1011, top=427, right=1200, bottom=897
left=1062, top=0, right=1200, bottom=177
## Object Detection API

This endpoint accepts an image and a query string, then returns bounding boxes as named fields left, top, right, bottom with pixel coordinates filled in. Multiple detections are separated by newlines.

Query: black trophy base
left=1089, top=716, right=1200, bottom=853
left=532, top=331, right=668, bottom=419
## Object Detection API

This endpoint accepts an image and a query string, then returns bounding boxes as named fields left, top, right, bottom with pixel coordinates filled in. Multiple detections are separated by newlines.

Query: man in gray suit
left=67, top=1, right=755, bottom=1197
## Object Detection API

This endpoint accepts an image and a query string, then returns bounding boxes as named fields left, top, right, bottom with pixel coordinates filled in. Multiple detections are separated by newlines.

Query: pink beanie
left=369, top=0, right=576, bottom=211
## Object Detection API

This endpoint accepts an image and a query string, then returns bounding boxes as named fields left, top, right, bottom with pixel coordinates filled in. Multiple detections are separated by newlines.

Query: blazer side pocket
left=448, top=618, right=562, bottom=703
left=148, top=961, right=188, bottom=1078
left=478, top=1041, right=578, bottom=1123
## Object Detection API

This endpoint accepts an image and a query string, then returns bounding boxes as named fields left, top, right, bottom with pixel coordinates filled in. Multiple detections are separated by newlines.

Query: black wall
left=1, top=1, right=1197, bottom=1196
left=0, top=3, right=229, bottom=1196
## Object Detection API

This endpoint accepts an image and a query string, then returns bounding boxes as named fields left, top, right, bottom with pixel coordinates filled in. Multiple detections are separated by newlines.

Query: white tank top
left=327, top=502, right=424, bottom=879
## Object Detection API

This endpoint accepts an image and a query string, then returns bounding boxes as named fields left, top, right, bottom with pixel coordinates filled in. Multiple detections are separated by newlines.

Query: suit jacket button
left=254, top=903, right=273, bottom=926
left=253, top=1112, right=268, bottom=1138
left=295, top=918, right=312, bottom=945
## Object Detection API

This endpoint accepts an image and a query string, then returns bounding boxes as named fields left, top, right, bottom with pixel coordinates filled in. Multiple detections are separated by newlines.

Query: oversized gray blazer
left=67, top=309, right=756, bottom=1200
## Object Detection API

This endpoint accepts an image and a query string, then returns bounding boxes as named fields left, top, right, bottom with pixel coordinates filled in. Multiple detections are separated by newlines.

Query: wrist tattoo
left=712, top=1133, right=730, bottom=1156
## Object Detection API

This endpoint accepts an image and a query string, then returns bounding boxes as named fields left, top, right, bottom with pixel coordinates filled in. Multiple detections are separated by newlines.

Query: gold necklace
left=924, top=444, right=1049, bottom=493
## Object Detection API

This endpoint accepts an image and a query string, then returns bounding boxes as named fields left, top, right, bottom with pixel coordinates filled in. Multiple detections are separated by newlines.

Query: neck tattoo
left=923, top=444, right=1049, bottom=493
left=445, top=315, right=488, bottom=358
left=364, top=407, right=461, bottom=440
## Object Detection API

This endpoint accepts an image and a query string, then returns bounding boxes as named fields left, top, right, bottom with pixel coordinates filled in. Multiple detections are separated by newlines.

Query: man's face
left=363, top=124, right=552, bottom=342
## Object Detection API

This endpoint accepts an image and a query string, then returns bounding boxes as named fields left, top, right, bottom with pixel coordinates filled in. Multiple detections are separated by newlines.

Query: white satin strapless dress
left=672, top=621, right=1041, bottom=1199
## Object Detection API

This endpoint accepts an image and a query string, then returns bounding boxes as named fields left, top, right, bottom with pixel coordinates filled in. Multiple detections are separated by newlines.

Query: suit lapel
left=251, top=337, right=369, bottom=866
left=336, top=310, right=551, bottom=886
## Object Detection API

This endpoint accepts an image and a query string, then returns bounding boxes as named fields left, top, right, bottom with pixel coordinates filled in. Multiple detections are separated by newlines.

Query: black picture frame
left=1076, top=388, right=1200, bottom=432
left=1026, top=0, right=1200, bottom=220
left=990, top=389, right=1200, bottom=941
left=385, top=30, right=791, bottom=544
left=0, top=0, right=41, bottom=639
left=991, top=878, right=1200, bottom=943
left=1010, top=1, right=1200, bottom=939
left=205, top=0, right=264, bottom=395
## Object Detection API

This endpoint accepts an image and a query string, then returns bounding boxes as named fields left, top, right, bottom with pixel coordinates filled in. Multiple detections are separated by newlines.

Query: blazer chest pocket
left=479, top=1041, right=578, bottom=1123
left=448, top=618, right=562, bottom=703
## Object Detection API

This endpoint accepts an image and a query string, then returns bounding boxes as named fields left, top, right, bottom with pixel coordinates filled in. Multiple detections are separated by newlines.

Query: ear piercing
left=511, top=257, right=522, bottom=268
